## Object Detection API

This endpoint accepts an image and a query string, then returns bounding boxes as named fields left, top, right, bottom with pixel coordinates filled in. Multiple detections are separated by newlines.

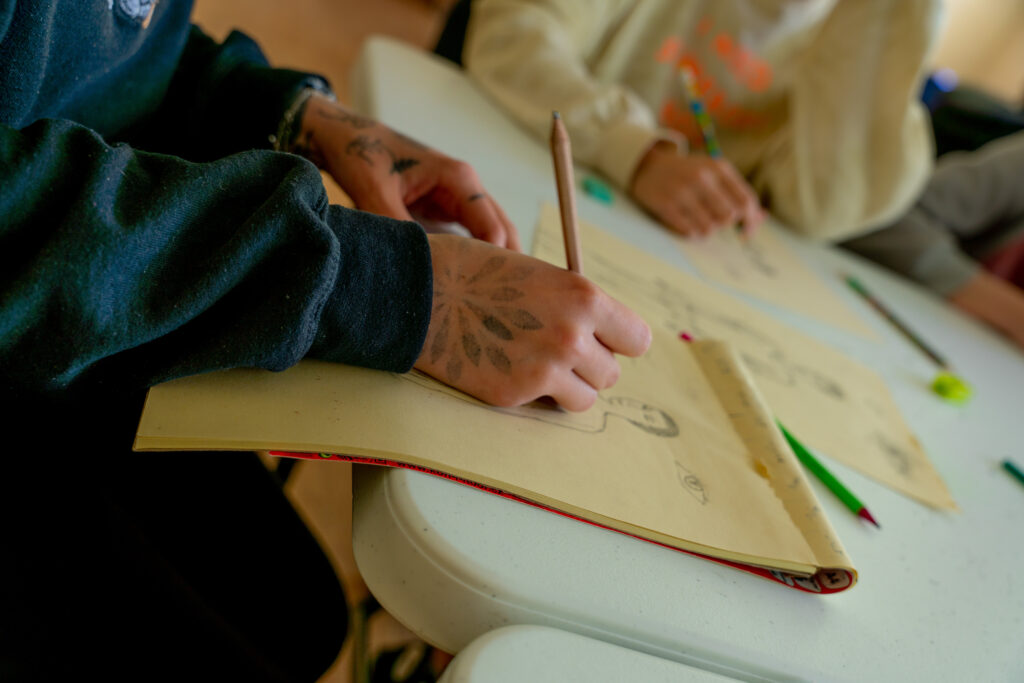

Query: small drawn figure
left=674, top=459, right=708, bottom=505
left=873, top=431, right=913, bottom=477
left=793, top=366, right=846, bottom=401
left=604, top=396, right=679, bottom=437
left=741, top=241, right=778, bottom=279
left=862, top=396, right=890, bottom=419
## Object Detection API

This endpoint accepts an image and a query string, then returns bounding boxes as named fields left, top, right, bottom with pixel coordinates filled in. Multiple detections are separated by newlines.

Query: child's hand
left=295, top=94, right=521, bottom=251
left=414, top=234, right=651, bottom=411
left=630, top=141, right=763, bottom=238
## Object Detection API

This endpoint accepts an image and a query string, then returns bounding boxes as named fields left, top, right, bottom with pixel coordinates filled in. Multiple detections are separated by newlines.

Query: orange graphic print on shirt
left=655, top=17, right=773, bottom=142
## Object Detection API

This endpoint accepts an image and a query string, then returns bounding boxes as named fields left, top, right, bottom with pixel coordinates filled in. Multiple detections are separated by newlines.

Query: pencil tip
left=859, top=508, right=880, bottom=528
left=552, top=110, right=561, bottom=119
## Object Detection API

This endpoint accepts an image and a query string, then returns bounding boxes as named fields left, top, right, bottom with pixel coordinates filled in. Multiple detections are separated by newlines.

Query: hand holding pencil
left=411, top=113, right=650, bottom=411
left=628, top=68, right=763, bottom=238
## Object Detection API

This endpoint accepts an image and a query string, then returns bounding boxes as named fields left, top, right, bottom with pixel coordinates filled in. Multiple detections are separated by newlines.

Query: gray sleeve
left=918, top=129, right=1024, bottom=238
left=840, top=207, right=980, bottom=297
left=841, top=129, right=1024, bottom=296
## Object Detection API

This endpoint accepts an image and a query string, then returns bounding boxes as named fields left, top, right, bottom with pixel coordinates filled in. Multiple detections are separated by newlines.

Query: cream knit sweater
left=464, top=0, right=943, bottom=240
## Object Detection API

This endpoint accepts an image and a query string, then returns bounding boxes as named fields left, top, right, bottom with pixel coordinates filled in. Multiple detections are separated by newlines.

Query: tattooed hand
left=293, top=93, right=520, bottom=250
left=414, top=235, right=651, bottom=411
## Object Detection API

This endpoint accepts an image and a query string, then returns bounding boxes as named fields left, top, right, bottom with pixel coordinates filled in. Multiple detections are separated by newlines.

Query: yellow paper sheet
left=534, top=203, right=955, bottom=510
left=676, top=219, right=877, bottom=339
left=136, top=333, right=854, bottom=585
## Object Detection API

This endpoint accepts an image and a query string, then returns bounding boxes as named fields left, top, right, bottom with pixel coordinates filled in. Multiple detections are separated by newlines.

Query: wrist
left=295, top=94, right=384, bottom=171
left=272, top=86, right=334, bottom=152
left=630, top=140, right=679, bottom=195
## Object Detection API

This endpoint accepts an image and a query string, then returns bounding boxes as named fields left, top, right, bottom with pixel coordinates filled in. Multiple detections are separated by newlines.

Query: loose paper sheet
left=534, top=203, right=954, bottom=509
left=136, top=333, right=853, bottom=582
left=676, top=219, right=877, bottom=339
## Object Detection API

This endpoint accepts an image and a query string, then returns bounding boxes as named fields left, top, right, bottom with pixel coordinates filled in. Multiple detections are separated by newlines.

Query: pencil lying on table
left=550, top=111, right=584, bottom=274
left=776, top=421, right=880, bottom=528
left=844, top=275, right=948, bottom=369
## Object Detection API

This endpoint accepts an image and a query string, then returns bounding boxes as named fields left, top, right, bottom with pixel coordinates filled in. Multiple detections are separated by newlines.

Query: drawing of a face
left=605, top=397, right=679, bottom=437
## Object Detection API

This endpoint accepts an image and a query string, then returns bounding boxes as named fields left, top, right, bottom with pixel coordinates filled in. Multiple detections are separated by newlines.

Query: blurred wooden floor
left=190, top=2, right=453, bottom=681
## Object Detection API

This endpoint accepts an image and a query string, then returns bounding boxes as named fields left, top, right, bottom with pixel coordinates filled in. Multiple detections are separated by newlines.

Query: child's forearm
left=948, top=270, right=1024, bottom=349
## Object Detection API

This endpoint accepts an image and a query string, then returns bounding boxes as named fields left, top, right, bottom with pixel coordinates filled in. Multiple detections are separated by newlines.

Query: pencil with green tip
left=776, top=421, right=880, bottom=528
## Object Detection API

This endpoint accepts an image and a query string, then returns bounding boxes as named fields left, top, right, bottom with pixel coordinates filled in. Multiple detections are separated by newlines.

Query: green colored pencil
left=777, top=421, right=880, bottom=528
left=1002, top=459, right=1024, bottom=489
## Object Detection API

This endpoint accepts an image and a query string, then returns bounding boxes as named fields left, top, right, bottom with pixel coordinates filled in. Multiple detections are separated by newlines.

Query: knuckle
left=447, top=159, right=477, bottom=184
left=603, top=362, right=621, bottom=388
left=550, top=324, right=583, bottom=357
left=568, top=276, right=603, bottom=310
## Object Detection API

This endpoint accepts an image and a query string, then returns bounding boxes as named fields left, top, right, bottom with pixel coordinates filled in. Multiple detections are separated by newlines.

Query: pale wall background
left=933, top=0, right=1024, bottom=103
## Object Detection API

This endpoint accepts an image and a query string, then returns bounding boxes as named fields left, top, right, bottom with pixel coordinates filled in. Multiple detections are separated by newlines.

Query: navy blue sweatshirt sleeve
left=0, top=118, right=432, bottom=399
left=124, top=26, right=331, bottom=161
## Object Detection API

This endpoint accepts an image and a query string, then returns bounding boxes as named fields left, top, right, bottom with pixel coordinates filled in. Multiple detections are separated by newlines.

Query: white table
left=349, top=36, right=1024, bottom=682
left=437, top=625, right=733, bottom=682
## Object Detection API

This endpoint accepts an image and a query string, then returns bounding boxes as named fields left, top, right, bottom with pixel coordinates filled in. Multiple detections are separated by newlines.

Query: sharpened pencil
left=550, top=111, right=584, bottom=274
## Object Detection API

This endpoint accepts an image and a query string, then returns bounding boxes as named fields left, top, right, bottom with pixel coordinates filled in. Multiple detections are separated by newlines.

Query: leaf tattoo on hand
left=428, top=253, right=543, bottom=383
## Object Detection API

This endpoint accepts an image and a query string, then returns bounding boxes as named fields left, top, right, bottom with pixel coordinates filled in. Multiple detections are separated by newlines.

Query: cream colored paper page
left=136, top=332, right=852, bottom=579
left=676, top=218, right=877, bottom=339
left=533, top=203, right=955, bottom=509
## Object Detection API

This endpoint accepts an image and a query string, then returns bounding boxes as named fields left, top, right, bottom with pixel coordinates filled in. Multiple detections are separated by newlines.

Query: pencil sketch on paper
left=394, top=371, right=679, bottom=437
left=675, top=459, right=708, bottom=505
left=872, top=431, right=914, bottom=478
left=698, top=237, right=778, bottom=282
left=540, top=226, right=854, bottom=406
left=741, top=240, right=779, bottom=279
left=646, top=278, right=850, bottom=403
left=393, top=370, right=710, bottom=505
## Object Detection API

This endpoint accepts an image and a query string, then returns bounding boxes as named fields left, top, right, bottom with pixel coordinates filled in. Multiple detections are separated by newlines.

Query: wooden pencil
left=550, top=111, right=584, bottom=274
left=845, top=275, right=949, bottom=369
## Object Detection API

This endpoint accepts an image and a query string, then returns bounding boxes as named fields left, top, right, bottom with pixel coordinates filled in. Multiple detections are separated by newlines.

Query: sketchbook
left=136, top=330, right=856, bottom=594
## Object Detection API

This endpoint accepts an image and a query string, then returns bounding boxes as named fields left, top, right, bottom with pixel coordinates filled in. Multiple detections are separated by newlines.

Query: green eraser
left=931, top=371, right=972, bottom=404
left=582, top=176, right=614, bottom=204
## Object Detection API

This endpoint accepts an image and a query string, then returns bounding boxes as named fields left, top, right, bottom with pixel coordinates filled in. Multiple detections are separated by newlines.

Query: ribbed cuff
left=308, top=207, right=432, bottom=372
